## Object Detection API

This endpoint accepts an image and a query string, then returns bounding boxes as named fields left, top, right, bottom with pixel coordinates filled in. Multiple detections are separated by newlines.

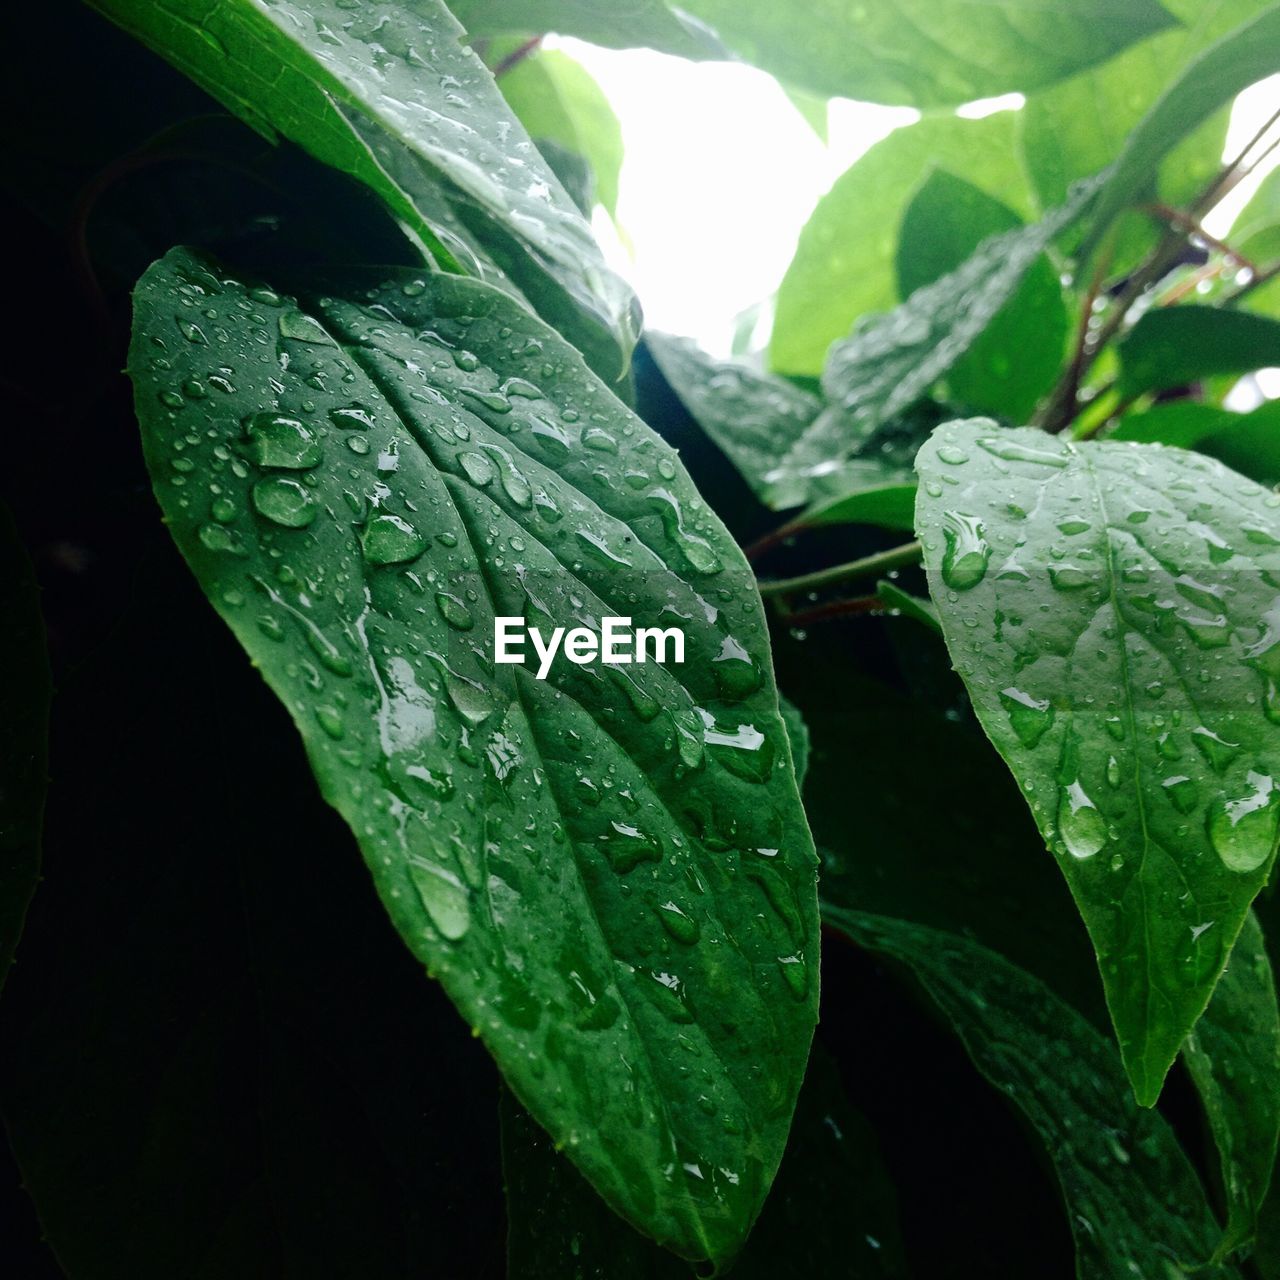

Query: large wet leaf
left=824, top=910, right=1237, bottom=1279
left=915, top=419, right=1280, bottom=1104
left=0, top=506, right=49, bottom=988
left=675, top=0, right=1173, bottom=108
left=1082, top=3, right=1280, bottom=258
left=128, top=247, right=817, bottom=1264
left=501, top=1045, right=908, bottom=1279
left=1185, top=910, right=1280, bottom=1258
left=772, top=111, right=1033, bottom=378
left=88, top=0, right=638, bottom=380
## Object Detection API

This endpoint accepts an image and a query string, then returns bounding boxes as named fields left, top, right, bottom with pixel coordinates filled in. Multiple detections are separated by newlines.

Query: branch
left=757, top=541, right=922, bottom=599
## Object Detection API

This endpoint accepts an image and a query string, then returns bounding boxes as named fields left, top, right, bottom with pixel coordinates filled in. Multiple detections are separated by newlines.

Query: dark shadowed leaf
left=127, top=248, right=817, bottom=1264
left=87, top=0, right=639, bottom=380
left=915, top=419, right=1280, bottom=1104
left=1116, top=306, right=1280, bottom=396
left=1185, top=909, right=1280, bottom=1258
left=824, top=910, right=1238, bottom=1280
left=501, top=1045, right=907, bottom=1279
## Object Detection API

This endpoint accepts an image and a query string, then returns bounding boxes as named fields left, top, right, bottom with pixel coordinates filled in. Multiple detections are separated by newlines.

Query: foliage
left=3, top=1, right=1280, bottom=1277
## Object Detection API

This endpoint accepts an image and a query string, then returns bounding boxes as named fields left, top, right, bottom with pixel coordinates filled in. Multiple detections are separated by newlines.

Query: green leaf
left=772, top=111, right=1033, bottom=377
left=896, top=169, right=1069, bottom=422
left=0, top=505, right=49, bottom=989
left=1018, top=0, right=1265, bottom=264
left=809, top=180, right=1097, bottom=464
left=1117, top=306, right=1280, bottom=396
left=645, top=334, right=823, bottom=508
left=1083, top=4, right=1280, bottom=257
left=1230, top=168, right=1280, bottom=318
left=87, top=0, right=639, bottom=380
left=875, top=580, right=940, bottom=633
left=498, top=48, right=624, bottom=219
left=778, top=694, right=810, bottom=793
left=449, top=0, right=726, bottom=58
left=675, top=0, right=1174, bottom=107
left=801, top=482, right=918, bottom=535
left=128, top=247, right=818, bottom=1264
left=823, top=909, right=1238, bottom=1278
left=1184, top=909, right=1280, bottom=1258
left=501, top=1045, right=908, bottom=1279
left=1112, top=401, right=1280, bottom=486
left=914, top=419, right=1280, bottom=1104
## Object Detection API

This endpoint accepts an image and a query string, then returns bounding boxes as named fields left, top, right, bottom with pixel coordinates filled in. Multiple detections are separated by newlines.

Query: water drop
left=360, top=513, right=426, bottom=565
left=252, top=476, right=317, bottom=528
left=1207, top=772, right=1279, bottom=873
left=243, top=413, right=321, bottom=469
left=998, top=687, right=1054, bottom=747
left=408, top=859, right=471, bottom=940
left=1058, top=782, right=1106, bottom=859
left=940, top=513, right=989, bottom=591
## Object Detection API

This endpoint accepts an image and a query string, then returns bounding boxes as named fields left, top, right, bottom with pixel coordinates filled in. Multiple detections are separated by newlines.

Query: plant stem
left=757, top=541, right=922, bottom=598
left=743, top=517, right=808, bottom=563
left=775, top=594, right=882, bottom=627
left=492, top=36, right=543, bottom=77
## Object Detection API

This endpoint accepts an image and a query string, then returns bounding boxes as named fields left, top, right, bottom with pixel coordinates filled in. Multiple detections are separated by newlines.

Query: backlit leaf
left=1116, top=306, right=1280, bottom=396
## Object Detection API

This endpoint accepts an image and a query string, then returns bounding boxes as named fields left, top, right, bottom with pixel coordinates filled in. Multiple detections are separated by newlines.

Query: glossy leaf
left=875, top=580, right=940, bottom=633
left=87, top=0, right=639, bottom=380
left=676, top=0, right=1174, bottom=108
left=645, top=334, right=822, bottom=509
left=807, top=180, right=1097, bottom=468
left=772, top=111, right=1033, bottom=377
left=915, top=419, right=1280, bottom=1104
left=449, top=0, right=725, bottom=58
left=824, top=910, right=1238, bottom=1279
left=0, top=506, right=49, bottom=987
left=1185, top=909, right=1280, bottom=1258
left=1116, top=306, right=1280, bottom=396
left=896, top=170, right=1069, bottom=422
left=1083, top=4, right=1280, bottom=257
left=1018, top=0, right=1262, bottom=264
left=1112, top=401, right=1280, bottom=486
left=501, top=1046, right=908, bottom=1279
left=801, top=482, right=917, bottom=535
left=128, top=248, right=818, bottom=1264
left=498, top=47, right=624, bottom=219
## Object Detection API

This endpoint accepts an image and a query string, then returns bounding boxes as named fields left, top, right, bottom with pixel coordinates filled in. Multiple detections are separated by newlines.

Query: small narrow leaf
left=808, top=180, right=1097, bottom=468
left=1185, top=910, right=1280, bottom=1258
left=895, top=170, right=1069, bottom=422
left=1117, top=306, right=1280, bottom=396
left=915, top=419, right=1280, bottom=1104
left=88, top=0, right=639, bottom=379
left=0, top=505, right=49, bottom=988
left=1083, top=4, right=1280, bottom=256
left=129, top=248, right=818, bottom=1264
left=825, top=909, right=1237, bottom=1279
